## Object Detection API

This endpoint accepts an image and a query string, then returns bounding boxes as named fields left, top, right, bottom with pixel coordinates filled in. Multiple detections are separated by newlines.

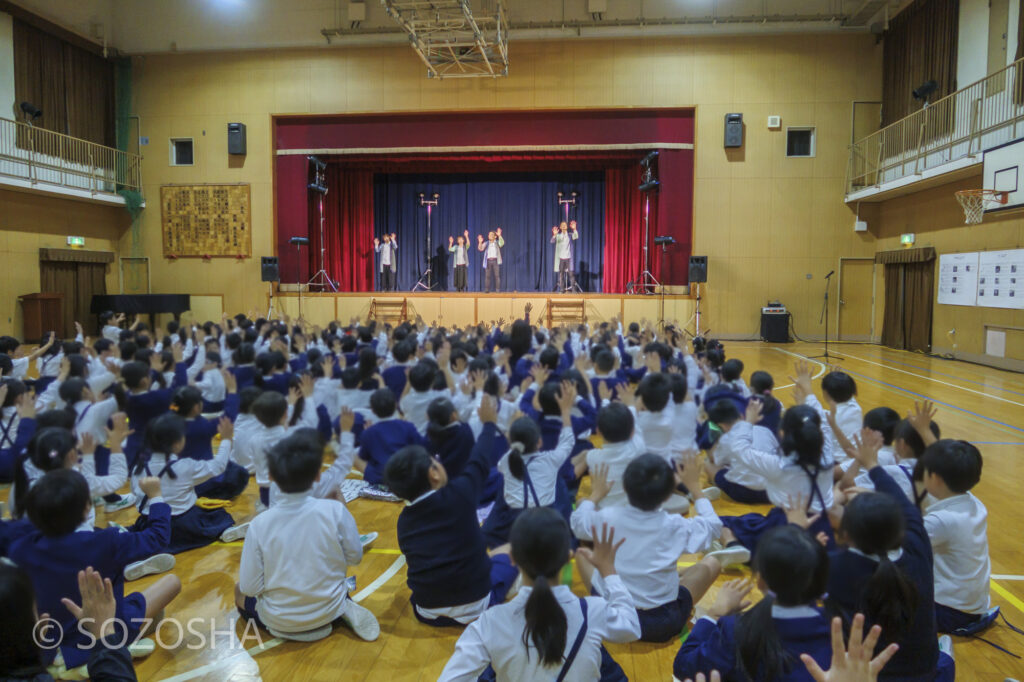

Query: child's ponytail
left=506, top=417, right=541, bottom=481
left=866, top=554, right=918, bottom=640
left=522, top=573, right=567, bottom=666
left=14, top=427, right=75, bottom=518
left=780, top=404, right=824, bottom=468
left=58, top=378, right=88, bottom=419
left=507, top=441, right=527, bottom=481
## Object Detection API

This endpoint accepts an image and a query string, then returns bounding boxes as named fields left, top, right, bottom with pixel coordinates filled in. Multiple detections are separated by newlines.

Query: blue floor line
left=853, top=352, right=1024, bottom=398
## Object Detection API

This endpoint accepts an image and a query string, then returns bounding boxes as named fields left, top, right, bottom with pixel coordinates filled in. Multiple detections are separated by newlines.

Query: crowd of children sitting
left=0, top=304, right=1001, bottom=681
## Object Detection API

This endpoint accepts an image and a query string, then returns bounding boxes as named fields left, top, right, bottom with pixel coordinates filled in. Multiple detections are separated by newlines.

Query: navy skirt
left=131, top=504, right=234, bottom=554
left=714, top=469, right=770, bottom=505
left=195, top=461, right=250, bottom=500
left=721, top=506, right=835, bottom=557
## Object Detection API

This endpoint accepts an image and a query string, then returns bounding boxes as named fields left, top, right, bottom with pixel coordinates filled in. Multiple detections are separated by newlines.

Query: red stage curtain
left=603, top=165, right=653, bottom=293
left=311, top=166, right=375, bottom=291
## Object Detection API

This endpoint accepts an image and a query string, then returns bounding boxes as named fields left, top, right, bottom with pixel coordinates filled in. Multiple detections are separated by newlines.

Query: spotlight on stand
left=307, top=155, right=328, bottom=194
left=654, top=236, right=676, bottom=246
left=640, top=150, right=659, bottom=168
left=20, top=101, right=42, bottom=124
left=638, top=150, right=660, bottom=193
left=307, top=155, right=327, bottom=170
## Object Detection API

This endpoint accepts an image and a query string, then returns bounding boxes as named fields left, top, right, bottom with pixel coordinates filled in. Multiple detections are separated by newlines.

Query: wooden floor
left=12, top=341, right=1024, bottom=681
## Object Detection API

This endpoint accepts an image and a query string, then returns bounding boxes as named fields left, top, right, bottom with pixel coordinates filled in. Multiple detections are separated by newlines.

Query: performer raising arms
left=477, top=228, right=504, bottom=293
left=374, top=232, right=398, bottom=291
left=448, top=230, right=471, bottom=292
left=551, top=220, right=579, bottom=292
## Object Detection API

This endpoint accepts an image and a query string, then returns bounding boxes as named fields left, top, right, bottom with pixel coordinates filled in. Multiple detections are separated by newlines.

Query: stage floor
left=269, top=290, right=697, bottom=330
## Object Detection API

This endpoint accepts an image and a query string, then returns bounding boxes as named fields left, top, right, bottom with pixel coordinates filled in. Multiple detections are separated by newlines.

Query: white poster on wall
left=977, top=249, right=1024, bottom=310
left=937, top=252, right=979, bottom=306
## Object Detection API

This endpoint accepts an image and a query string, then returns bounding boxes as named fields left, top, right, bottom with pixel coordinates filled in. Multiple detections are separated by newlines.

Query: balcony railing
left=0, top=117, right=142, bottom=200
left=847, top=57, right=1024, bottom=196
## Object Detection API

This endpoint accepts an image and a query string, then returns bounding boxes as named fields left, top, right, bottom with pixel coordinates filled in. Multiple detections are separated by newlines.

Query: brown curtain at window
left=881, top=261, right=934, bottom=352
left=875, top=246, right=936, bottom=264
left=12, top=19, right=115, bottom=149
left=881, top=0, right=959, bottom=126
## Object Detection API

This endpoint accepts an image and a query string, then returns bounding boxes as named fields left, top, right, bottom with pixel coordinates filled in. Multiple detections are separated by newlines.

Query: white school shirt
left=467, top=397, right=516, bottom=439
left=401, top=389, right=449, bottom=435
left=853, top=460, right=917, bottom=500
left=268, top=433, right=357, bottom=507
left=925, top=492, right=992, bottom=614
left=245, top=409, right=320, bottom=488
left=239, top=490, right=363, bottom=634
left=80, top=451, right=128, bottom=497
left=733, top=423, right=837, bottom=513
left=9, top=356, right=30, bottom=380
left=36, top=353, right=64, bottom=378
left=130, top=439, right=232, bottom=515
left=571, top=498, right=721, bottom=609
left=805, top=394, right=861, bottom=464
left=71, top=397, right=120, bottom=444
left=438, top=575, right=641, bottom=682
left=337, top=386, right=375, bottom=420
left=670, top=401, right=699, bottom=453
left=102, top=325, right=122, bottom=342
left=632, top=406, right=676, bottom=461
left=584, top=434, right=647, bottom=509
left=839, top=445, right=897, bottom=473
left=712, top=421, right=774, bottom=490
left=195, top=368, right=227, bottom=404
left=231, top=413, right=259, bottom=473
left=498, top=426, right=574, bottom=508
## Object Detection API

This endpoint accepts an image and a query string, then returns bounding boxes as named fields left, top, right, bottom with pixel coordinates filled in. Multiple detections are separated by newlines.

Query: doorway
left=39, top=250, right=113, bottom=338
left=837, top=258, right=875, bottom=342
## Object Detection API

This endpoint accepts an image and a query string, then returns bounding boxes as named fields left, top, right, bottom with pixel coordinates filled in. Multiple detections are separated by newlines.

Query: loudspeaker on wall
left=228, top=122, right=247, bottom=155
left=724, top=113, right=743, bottom=148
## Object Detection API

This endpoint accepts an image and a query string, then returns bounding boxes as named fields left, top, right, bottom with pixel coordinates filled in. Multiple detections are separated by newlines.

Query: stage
left=266, top=290, right=698, bottom=332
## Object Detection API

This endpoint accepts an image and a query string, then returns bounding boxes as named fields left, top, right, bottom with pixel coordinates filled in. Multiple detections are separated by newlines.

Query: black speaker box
left=688, top=255, right=708, bottom=283
left=261, top=256, right=279, bottom=282
left=724, top=113, right=743, bottom=148
left=228, top=122, right=247, bottom=155
left=761, top=312, right=791, bottom=343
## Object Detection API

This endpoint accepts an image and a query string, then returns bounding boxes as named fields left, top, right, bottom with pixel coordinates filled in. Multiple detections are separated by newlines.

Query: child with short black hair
left=577, top=402, right=645, bottom=509
left=401, top=351, right=454, bottom=435
left=356, top=388, right=427, bottom=484
left=803, top=368, right=861, bottom=470
left=749, top=370, right=782, bottom=434
left=918, top=439, right=996, bottom=636
left=719, top=358, right=750, bottom=398
left=385, top=397, right=519, bottom=627
left=9, top=469, right=182, bottom=669
left=703, top=400, right=771, bottom=505
left=237, top=429, right=379, bottom=642
left=571, top=456, right=746, bottom=643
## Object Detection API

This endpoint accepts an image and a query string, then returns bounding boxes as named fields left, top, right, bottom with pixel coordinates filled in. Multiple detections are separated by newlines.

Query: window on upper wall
left=786, top=127, right=815, bottom=158
left=170, top=138, right=194, bottom=166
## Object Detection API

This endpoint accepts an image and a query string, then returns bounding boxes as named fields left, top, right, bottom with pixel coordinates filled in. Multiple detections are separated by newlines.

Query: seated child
left=703, top=400, right=771, bottom=505
left=385, top=397, right=518, bottom=626
left=576, top=403, right=645, bottom=509
left=401, top=356, right=453, bottom=435
left=572, top=455, right=747, bottom=643
left=170, top=385, right=249, bottom=501
left=9, top=469, right=181, bottom=669
left=356, top=388, right=427, bottom=485
left=439, top=508, right=640, bottom=681
left=130, top=414, right=249, bottom=553
left=425, top=397, right=476, bottom=479
left=236, top=430, right=379, bottom=642
left=919, top=439, right=997, bottom=635
left=719, top=359, right=751, bottom=398
left=837, top=406, right=900, bottom=477
left=800, top=367, right=861, bottom=470
left=749, top=370, right=782, bottom=435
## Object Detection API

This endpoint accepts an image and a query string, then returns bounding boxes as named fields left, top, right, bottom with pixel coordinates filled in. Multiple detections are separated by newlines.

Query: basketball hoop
left=955, top=189, right=1008, bottom=224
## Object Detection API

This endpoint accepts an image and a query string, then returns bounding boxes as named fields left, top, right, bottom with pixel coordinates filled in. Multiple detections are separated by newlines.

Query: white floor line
left=770, top=347, right=827, bottom=389
left=826, top=348, right=1024, bottom=409
left=992, top=574, right=1024, bottom=581
left=159, top=555, right=406, bottom=682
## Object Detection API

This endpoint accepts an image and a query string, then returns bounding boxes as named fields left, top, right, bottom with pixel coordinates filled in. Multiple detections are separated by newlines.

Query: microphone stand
left=809, top=270, right=841, bottom=362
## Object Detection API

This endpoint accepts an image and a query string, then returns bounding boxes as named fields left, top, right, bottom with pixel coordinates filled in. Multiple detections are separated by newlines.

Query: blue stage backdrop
left=372, top=172, right=606, bottom=293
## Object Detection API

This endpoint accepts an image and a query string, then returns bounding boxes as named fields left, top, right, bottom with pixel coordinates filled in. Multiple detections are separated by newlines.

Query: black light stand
left=809, top=270, right=842, bottom=362
left=630, top=150, right=660, bottom=295
left=412, top=192, right=439, bottom=292
left=306, top=156, right=336, bottom=292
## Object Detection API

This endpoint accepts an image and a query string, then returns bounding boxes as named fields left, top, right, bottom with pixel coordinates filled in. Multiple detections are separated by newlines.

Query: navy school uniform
left=0, top=416, right=35, bottom=482
left=257, top=372, right=292, bottom=396
left=123, top=364, right=188, bottom=468
left=397, top=423, right=518, bottom=625
left=427, top=422, right=477, bottom=480
left=230, top=363, right=258, bottom=390
left=357, top=417, right=428, bottom=485
left=382, top=365, right=409, bottom=401
left=590, top=375, right=624, bottom=402
left=755, top=395, right=783, bottom=436
left=826, top=467, right=955, bottom=681
left=9, top=502, right=172, bottom=668
left=183, top=395, right=249, bottom=500
left=674, top=605, right=833, bottom=682
left=0, top=517, right=35, bottom=557
left=479, top=430, right=510, bottom=506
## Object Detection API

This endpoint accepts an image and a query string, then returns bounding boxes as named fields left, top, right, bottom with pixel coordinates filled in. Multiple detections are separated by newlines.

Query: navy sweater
left=427, top=422, right=476, bottom=479
left=358, top=418, right=427, bottom=484
left=826, top=466, right=941, bottom=681
left=9, top=502, right=172, bottom=668
left=674, top=608, right=832, bottom=682
left=396, top=423, right=496, bottom=609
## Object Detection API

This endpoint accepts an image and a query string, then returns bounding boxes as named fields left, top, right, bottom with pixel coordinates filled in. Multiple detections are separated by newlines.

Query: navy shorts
left=714, top=469, right=770, bottom=505
left=412, top=554, right=520, bottom=627
left=636, top=585, right=694, bottom=643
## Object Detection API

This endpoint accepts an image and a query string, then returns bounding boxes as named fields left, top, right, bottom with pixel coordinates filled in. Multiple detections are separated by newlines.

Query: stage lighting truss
left=381, top=0, right=509, bottom=79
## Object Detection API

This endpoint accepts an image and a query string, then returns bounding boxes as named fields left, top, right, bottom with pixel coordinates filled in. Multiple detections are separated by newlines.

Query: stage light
left=557, top=191, right=564, bottom=198
left=912, top=80, right=938, bottom=100
left=640, top=150, right=659, bottom=168
left=307, top=155, right=326, bottom=170
left=20, top=101, right=42, bottom=120
left=638, top=179, right=660, bottom=192
left=654, top=235, right=676, bottom=246
left=432, top=192, right=439, bottom=199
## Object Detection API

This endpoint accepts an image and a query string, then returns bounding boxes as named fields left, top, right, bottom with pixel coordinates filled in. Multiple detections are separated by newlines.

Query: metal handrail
left=0, top=116, right=142, bottom=198
left=847, top=57, right=1024, bottom=195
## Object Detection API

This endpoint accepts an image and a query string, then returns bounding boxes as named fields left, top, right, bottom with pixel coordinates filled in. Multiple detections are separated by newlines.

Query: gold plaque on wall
left=160, top=184, right=251, bottom=258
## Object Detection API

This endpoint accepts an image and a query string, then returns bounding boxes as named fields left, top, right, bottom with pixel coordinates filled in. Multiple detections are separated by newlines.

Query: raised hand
left=218, top=415, right=234, bottom=440
left=449, top=235, right=454, bottom=244
left=552, top=226, right=559, bottom=236
left=300, top=374, right=316, bottom=398
left=106, top=413, right=132, bottom=446
left=907, top=401, right=938, bottom=446
left=588, top=463, right=612, bottom=503
left=783, top=494, right=821, bottom=529
left=374, top=237, right=380, bottom=247
left=138, top=476, right=162, bottom=500
left=707, top=578, right=754, bottom=619
left=557, top=379, right=578, bottom=414
left=495, top=227, right=502, bottom=237
left=478, top=394, right=498, bottom=424
left=222, top=369, right=238, bottom=394
left=675, top=451, right=702, bottom=496
left=529, top=364, right=550, bottom=386
left=598, top=381, right=613, bottom=403
left=340, top=406, right=356, bottom=433
left=745, top=398, right=763, bottom=423
left=575, top=523, right=625, bottom=577
left=78, top=432, right=98, bottom=456
left=789, top=360, right=814, bottom=404
left=60, top=568, right=118, bottom=641
left=618, top=382, right=637, bottom=408
left=801, top=614, right=899, bottom=682
left=852, top=428, right=883, bottom=470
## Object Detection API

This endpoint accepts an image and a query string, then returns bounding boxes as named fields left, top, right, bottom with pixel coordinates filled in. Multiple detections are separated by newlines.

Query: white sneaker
left=220, top=522, right=250, bottom=543
left=129, top=637, right=156, bottom=658
left=939, top=634, right=954, bottom=659
left=124, top=553, right=176, bottom=581
left=701, top=487, right=722, bottom=501
left=662, top=494, right=690, bottom=514
left=359, top=532, right=378, bottom=549
left=268, top=623, right=333, bottom=642
left=105, top=494, right=138, bottom=513
left=706, top=545, right=751, bottom=569
left=341, top=600, right=380, bottom=641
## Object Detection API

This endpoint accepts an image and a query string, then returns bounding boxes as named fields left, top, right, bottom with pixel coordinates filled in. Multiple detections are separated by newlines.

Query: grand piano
left=91, top=294, right=191, bottom=328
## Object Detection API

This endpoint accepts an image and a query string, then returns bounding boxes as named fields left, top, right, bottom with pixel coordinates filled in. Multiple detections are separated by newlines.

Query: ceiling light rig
left=380, top=0, right=509, bottom=79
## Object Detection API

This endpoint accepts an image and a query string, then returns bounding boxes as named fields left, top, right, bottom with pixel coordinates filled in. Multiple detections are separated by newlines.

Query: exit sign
left=67, top=236, right=85, bottom=247
left=900, top=233, right=915, bottom=245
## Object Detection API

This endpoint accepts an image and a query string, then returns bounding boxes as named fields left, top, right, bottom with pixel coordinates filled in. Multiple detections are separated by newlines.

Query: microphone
left=824, top=270, right=835, bottom=279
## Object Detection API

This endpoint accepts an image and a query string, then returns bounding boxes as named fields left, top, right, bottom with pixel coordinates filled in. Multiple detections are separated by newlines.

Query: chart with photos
left=937, top=249, right=1024, bottom=310
left=161, top=184, right=252, bottom=258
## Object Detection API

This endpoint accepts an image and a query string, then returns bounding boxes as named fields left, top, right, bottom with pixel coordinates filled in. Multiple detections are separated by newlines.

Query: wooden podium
left=19, top=293, right=63, bottom=343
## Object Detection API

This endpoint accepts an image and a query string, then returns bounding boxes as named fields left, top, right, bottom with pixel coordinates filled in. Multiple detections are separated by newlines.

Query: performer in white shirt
left=374, top=233, right=398, bottom=291
left=551, top=220, right=579, bottom=292
left=477, top=228, right=504, bottom=293
left=448, top=230, right=471, bottom=292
